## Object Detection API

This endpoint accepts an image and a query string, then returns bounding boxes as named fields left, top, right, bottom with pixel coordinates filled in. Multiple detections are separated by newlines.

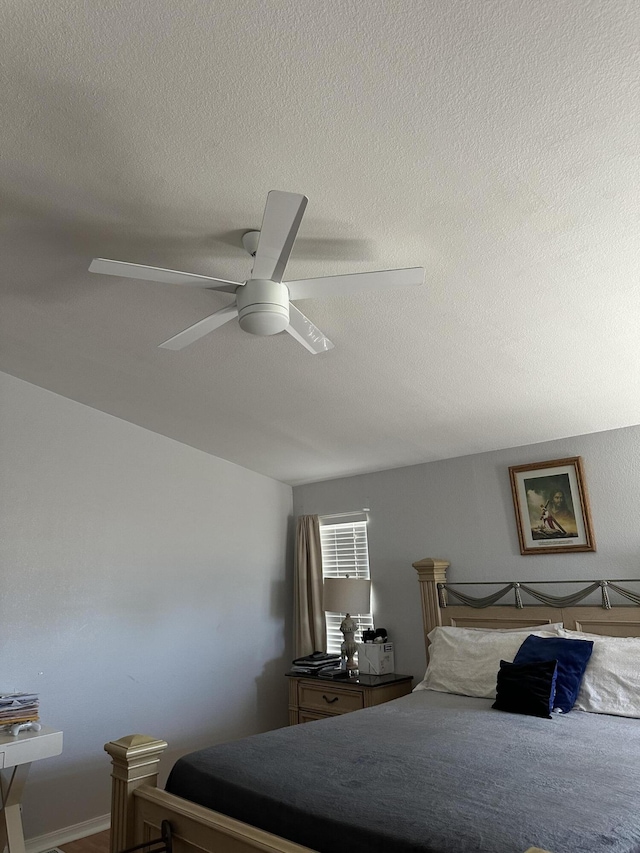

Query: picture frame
left=508, top=456, right=596, bottom=555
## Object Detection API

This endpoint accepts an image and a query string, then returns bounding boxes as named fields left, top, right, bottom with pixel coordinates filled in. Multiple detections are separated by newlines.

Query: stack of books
left=290, top=652, right=342, bottom=675
left=0, top=693, right=39, bottom=728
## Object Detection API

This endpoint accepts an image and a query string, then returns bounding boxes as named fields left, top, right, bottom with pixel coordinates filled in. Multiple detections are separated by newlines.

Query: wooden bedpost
left=412, top=558, right=449, bottom=661
left=104, top=734, right=168, bottom=853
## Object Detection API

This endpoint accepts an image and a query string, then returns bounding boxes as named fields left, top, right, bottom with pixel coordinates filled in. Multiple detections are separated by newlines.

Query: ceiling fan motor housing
left=237, top=279, right=290, bottom=336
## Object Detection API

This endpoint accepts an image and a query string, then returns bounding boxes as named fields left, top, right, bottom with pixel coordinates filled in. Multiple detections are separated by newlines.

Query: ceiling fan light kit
left=89, top=191, right=424, bottom=354
left=236, top=279, right=290, bottom=335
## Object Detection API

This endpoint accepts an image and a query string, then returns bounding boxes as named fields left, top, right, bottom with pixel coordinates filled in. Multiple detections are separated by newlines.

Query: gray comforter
left=166, top=690, right=640, bottom=853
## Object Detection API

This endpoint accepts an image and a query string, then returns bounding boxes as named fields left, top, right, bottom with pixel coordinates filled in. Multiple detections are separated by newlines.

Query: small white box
left=357, top=642, right=394, bottom=675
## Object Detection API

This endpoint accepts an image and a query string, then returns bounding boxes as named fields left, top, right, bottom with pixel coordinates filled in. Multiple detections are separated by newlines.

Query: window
left=319, top=514, right=374, bottom=654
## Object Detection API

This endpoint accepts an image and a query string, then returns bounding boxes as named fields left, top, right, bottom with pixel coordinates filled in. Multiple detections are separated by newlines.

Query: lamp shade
left=323, top=577, right=371, bottom=614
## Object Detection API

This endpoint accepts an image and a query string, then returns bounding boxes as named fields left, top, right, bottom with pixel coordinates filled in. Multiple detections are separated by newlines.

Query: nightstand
left=286, top=672, right=413, bottom=725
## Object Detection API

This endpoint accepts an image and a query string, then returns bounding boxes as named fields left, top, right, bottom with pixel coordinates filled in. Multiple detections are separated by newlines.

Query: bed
left=105, top=558, right=640, bottom=853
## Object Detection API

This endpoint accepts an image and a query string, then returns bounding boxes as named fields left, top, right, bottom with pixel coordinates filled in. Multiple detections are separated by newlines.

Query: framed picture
left=508, top=457, right=596, bottom=555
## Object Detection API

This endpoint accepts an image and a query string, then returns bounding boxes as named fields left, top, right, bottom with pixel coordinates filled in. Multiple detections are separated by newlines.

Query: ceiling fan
left=89, top=191, right=424, bottom=354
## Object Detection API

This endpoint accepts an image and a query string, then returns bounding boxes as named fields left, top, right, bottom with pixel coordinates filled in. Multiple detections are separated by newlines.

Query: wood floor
left=59, top=830, right=110, bottom=853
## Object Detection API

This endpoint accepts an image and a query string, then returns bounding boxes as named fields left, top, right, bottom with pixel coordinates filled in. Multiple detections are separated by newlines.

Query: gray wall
left=0, top=372, right=293, bottom=838
left=294, top=426, right=640, bottom=687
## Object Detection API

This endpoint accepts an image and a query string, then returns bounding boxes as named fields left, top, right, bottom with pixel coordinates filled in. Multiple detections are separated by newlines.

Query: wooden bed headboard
left=413, top=558, right=640, bottom=661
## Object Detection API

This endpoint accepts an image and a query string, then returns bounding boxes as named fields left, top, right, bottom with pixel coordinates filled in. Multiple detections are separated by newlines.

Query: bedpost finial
left=105, top=734, right=168, bottom=762
left=412, top=558, right=449, bottom=582
left=104, top=734, right=168, bottom=787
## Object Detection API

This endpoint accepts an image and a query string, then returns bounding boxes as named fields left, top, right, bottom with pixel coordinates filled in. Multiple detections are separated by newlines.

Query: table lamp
left=323, top=577, right=371, bottom=673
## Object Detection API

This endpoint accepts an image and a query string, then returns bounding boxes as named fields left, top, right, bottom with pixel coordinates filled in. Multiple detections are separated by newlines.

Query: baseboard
left=26, top=814, right=110, bottom=853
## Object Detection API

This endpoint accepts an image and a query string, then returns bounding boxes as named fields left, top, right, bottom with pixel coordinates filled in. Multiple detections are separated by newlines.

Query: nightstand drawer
left=298, top=682, right=364, bottom=715
left=298, top=709, right=330, bottom=724
left=287, top=673, right=413, bottom=726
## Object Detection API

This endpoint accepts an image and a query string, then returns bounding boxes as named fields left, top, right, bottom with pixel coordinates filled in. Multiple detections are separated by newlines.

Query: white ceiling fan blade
left=158, top=304, right=239, bottom=350
left=89, top=258, right=242, bottom=293
left=285, top=305, right=334, bottom=355
left=286, top=267, right=424, bottom=301
left=251, top=191, right=308, bottom=282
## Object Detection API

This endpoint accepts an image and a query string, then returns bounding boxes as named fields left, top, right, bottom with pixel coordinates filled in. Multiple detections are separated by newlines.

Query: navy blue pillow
left=493, top=659, right=558, bottom=719
left=513, top=635, right=593, bottom=714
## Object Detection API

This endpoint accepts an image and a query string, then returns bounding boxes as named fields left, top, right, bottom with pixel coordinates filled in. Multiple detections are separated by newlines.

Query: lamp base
left=340, top=613, right=360, bottom=674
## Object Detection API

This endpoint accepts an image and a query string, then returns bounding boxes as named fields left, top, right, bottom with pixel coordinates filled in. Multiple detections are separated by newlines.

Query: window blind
left=319, top=518, right=374, bottom=654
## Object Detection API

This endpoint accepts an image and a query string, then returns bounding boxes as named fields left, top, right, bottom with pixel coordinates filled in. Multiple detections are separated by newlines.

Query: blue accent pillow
left=513, top=635, right=594, bottom=713
left=492, top=659, right=558, bottom=719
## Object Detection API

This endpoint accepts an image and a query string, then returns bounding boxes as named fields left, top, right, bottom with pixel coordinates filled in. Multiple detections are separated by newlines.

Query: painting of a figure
left=509, top=457, right=596, bottom=555
left=524, top=473, right=577, bottom=540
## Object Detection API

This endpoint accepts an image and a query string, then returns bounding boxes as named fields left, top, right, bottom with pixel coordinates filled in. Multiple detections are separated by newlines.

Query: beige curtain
left=294, top=514, right=327, bottom=657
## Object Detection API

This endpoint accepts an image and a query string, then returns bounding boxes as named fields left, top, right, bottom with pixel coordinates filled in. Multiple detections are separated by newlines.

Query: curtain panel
left=294, top=514, right=326, bottom=657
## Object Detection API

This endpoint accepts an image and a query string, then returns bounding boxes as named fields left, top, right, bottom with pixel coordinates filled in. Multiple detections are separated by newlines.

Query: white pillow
left=559, top=627, right=640, bottom=718
left=461, top=622, right=563, bottom=633
left=413, top=624, right=561, bottom=699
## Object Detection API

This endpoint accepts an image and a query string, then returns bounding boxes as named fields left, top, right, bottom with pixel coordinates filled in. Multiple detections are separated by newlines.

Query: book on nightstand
left=316, top=667, right=350, bottom=680
left=290, top=652, right=342, bottom=675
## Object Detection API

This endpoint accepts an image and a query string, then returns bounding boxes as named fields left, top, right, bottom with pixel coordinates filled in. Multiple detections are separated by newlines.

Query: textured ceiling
left=2, top=1, right=640, bottom=485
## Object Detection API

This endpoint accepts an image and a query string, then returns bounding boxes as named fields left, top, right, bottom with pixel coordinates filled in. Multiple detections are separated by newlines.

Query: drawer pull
left=322, top=695, right=339, bottom=704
